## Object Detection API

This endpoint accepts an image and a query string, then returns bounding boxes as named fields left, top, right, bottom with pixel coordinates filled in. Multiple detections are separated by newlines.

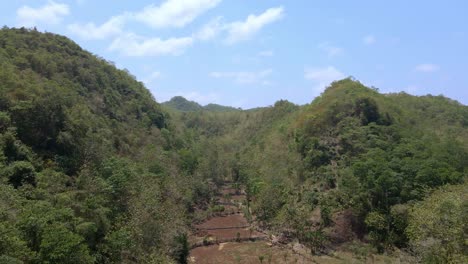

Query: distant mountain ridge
left=162, top=96, right=240, bottom=112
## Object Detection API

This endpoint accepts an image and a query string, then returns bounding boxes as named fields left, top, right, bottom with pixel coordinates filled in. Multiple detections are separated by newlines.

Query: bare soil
left=189, top=241, right=407, bottom=264
left=201, top=227, right=265, bottom=240
left=195, top=214, right=265, bottom=240
left=220, top=188, right=238, bottom=195
left=190, top=242, right=297, bottom=264
left=196, top=214, right=248, bottom=229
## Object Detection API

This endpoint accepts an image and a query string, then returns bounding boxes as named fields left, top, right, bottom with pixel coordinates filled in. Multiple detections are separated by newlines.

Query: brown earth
left=220, top=188, right=239, bottom=195
left=199, top=227, right=265, bottom=241
left=196, top=214, right=248, bottom=229
left=195, top=213, right=265, bottom=240
left=190, top=242, right=301, bottom=264
left=189, top=241, right=409, bottom=264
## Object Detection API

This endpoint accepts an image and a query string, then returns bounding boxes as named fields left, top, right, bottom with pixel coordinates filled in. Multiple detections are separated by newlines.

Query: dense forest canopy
left=0, top=28, right=467, bottom=263
left=0, top=27, right=194, bottom=263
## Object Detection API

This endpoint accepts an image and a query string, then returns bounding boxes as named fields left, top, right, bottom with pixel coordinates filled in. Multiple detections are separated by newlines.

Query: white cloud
left=225, top=7, right=284, bottom=44
left=211, top=69, right=273, bottom=85
left=16, top=1, right=69, bottom=27
left=134, top=0, right=221, bottom=28
left=258, top=50, right=274, bottom=57
left=304, top=66, right=346, bottom=94
left=109, top=33, right=193, bottom=57
left=143, top=71, right=162, bottom=85
left=68, top=15, right=126, bottom=40
left=363, top=35, right=376, bottom=45
left=69, top=0, right=222, bottom=40
left=415, top=63, right=440, bottom=72
left=318, top=42, right=343, bottom=57
left=194, top=16, right=224, bottom=41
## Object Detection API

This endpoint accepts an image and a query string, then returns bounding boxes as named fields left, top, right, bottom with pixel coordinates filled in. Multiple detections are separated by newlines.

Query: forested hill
left=0, top=27, right=201, bottom=263
left=173, top=79, right=467, bottom=262
left=0, top=27, right=466, bottom=264
left=0, top=27, right=167, bottom=173
left=163, top=96, right=240, bottom=112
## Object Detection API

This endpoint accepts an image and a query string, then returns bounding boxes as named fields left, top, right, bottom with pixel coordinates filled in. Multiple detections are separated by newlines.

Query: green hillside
left=163, top=96, right=241, bottom=112
left=162, top=96, right=203, bottom=112
left=0, top=28, right=203, bottom=263
left=203, top=103, right=240, bottom=112
left=0, top=28, right=466, bottom=263
left=174, top=79, right=467, bottom=262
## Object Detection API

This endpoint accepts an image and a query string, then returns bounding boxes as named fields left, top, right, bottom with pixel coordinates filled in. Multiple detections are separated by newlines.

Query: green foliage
left=0, top=28, right=197, bottom=263
left=98, top=227, right=134, bottom=263
left=406, top=183, right=467, bottom=263
left=5, top=161, right=36, bottom=188
left=298, top=137, right=332, bottom=169
left=0, top=111, right=10, bottom=132
left=254, top=183, right=286, bottom=223
left=173, top=233, right=189, bottom=264
left=163, top=96, right=203, bottom=112
left=320, top=204, right=332, bottom=227
left=354, top=97, right=382, bottom=125
left=303, top=230, right=327, bottom=254
left=0, top=222, right=35, bottom=262
left=178, top=148, right=199, bottom=174
left=210, top=205, right=225, bottom=213
left=163, top=96, right=241, bottom=112
left=0, top=27, right=167, bottom=172
left=39, top=224, right=94, bottom=264
left=1, top=27, right=467, bottom=263
left=203, top=103, right=240, bottom=112
left=389, top=204, right=409, bottom=247
left=183, top=78, right=468, bottom=257
left=365, top=211, right=388, bottom=251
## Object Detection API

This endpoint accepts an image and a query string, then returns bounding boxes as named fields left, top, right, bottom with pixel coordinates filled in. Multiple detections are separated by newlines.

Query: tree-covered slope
left=237, top=79, right=467, bottom=259
left=162, top=96, right=203, bottom=112
left=0, top=27, right=168, bottom=172
left=1, top=27, right=466, bottom=263
left=173, top=78, right=467, bottom=261
left=203, top=103, right=240, bottom=112
left=0, top=28, right=199, bottom=263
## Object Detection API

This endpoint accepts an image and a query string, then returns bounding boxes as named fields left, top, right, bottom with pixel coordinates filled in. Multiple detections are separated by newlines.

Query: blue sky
left=1, top=0, right=467, bottom=108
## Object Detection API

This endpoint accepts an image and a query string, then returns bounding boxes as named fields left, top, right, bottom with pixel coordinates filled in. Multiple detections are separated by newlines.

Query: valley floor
left=188, top=182, right=408, bottom=264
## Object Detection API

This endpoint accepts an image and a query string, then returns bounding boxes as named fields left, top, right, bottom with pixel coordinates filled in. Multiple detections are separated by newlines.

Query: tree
left=5, top=161, right=36, bottom=188
left=0, top=222, right=35, bottom=262
left=406, top=184, right=467, bottom=263
left=365, top=211, right=388, bottom=252
left=173, top=233, right=189, bottom=264
left=39, top=224, right=94, bottom=264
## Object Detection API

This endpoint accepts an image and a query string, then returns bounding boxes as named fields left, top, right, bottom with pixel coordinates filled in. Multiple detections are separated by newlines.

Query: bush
left=406, top=184, right=467, bottom=263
